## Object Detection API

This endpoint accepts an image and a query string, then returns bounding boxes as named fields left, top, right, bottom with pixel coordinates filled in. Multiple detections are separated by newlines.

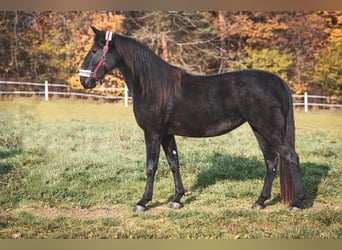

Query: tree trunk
left=218, top=11, right=227, bottom=73
left=12, top=11, right=19, bottom=75
left=161, top=32, right=169, bottom=62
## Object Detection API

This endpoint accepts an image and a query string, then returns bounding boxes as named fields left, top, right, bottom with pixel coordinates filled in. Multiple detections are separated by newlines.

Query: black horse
left=79, top=26, right=305, bottom=212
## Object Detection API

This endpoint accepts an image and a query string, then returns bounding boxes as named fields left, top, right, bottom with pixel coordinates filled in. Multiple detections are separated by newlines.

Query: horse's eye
left=91, top=48, right=97, bottom=53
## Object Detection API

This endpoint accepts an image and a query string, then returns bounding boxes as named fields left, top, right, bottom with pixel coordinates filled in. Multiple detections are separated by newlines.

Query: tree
left=0, top=11, right=341, bottom=97
left=29, top=12, right=77, bottom=81
left=312, top=11, right=342, bottom=97
left=0, top=11, right=125, bottom=88
left=212, top=11, right=329, bottom=92
left=313, top=43, right=342, bottom=96
left=246, top=48, right=293, bottom=82
left=122, top=11, right=221, bottom=74
left=0, top=11, right=36, bottom=78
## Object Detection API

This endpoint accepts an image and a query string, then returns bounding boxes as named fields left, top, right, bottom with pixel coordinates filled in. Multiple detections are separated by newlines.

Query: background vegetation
left=0, top=98, right=341, bottom=239
left=0, top=11, right=341, bottom=96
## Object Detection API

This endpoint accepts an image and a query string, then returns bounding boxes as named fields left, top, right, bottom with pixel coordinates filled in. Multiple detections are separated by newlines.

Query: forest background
left=0, top=11, right=341, bottom=97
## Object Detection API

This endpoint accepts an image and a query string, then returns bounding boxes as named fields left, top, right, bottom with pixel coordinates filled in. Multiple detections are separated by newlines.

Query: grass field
left=0, top=97, right=341, bottom=239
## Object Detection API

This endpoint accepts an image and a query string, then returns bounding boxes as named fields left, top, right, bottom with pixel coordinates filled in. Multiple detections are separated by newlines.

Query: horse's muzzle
left=80, top=76, right=97, bottom=89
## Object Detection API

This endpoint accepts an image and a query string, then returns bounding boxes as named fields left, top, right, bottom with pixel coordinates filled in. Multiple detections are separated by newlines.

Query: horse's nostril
left=79, top=77, right=96, bottom=89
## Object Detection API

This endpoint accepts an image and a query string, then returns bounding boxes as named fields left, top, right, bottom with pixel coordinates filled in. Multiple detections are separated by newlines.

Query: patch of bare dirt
left=27, top=207, right=128, bottom=218
left=0, top=209, right=11, bottom=217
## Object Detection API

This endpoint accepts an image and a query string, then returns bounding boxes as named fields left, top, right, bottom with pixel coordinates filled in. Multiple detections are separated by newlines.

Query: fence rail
left=292, top=92, right=342, bottom=112
left=0, top=80, right=131, bottom=107
left=0, top=80, right=69, bottom=88
left=1, top=81, right=341, bottom=111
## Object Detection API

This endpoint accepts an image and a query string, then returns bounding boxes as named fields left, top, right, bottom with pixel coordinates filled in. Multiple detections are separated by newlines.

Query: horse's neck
left=118, top=63, right=137, bottom=95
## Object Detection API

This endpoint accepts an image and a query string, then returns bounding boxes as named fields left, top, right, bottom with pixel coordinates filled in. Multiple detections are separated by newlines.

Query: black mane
left=113, top=34, right=182, bottom=110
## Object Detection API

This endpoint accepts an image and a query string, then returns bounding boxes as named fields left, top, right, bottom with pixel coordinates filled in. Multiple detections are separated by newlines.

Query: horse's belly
left=169, top=118, right=245, bottom=137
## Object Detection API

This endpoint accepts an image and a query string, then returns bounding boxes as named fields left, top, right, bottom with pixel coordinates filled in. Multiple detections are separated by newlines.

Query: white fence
left=293, top=92, right=342, bottom=112
left=0, top=80, right=131, bottom=107
left=1, top=81, right=341, bottom=111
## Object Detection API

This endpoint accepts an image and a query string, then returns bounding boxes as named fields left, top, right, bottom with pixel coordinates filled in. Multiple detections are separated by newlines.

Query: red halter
left=79, top=31, right=113, bottom=83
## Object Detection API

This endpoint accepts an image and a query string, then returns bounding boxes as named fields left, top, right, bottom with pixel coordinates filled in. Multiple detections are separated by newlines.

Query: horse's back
left=181, top=69, right=291, bottom=113
left=167, top=70, right=291, bottom=137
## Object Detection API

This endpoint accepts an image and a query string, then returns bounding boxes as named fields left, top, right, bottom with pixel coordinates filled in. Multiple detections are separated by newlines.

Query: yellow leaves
left=226, top=12, right=289, bottom=45
left=249, top=20, right=289, bottom=42
left=313, top=42, right=342, bottom=96
left=292, top=83, right=307, bottom=95
left=329, top=28, right=342, bottom=45
left=228, top=14, right=252, bottom=37
left=22, top=12, right=126, bottom=83
left=246, top=48, right=293, bottom=81
left=91, top=13, right=125, bottom=34
left=67, top=75, right=83, bottom=89
left=320, top=11, right=342, bottom=45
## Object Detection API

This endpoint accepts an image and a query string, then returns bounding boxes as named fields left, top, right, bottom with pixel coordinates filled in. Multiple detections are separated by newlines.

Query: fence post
left=304, top=92, right=308, bottom=112
left=45, top=80, right=49, bottom=101
left=124, top=85, right=128, bottom=107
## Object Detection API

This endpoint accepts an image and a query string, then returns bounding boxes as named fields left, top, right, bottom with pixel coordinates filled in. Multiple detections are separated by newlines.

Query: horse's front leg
left=161, top=134, right=185, bottom=209
left=133, top=131, right=161, bottom=212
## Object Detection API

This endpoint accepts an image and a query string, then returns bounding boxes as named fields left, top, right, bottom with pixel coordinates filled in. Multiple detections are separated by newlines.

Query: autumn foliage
left=0, top=11, right=341, bottom=97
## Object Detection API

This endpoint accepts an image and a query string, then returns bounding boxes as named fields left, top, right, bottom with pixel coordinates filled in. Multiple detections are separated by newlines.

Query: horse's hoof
left=169, top=202, right=182, bottom=210
left=290, top=206, right=302, bottom=212
left=133, top=205, right=146, bottom=212
left=251, top=203, right=265, bottom=210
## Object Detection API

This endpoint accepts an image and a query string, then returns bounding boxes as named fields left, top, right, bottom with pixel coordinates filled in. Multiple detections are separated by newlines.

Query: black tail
left=279, top=93, right=296, bottom=204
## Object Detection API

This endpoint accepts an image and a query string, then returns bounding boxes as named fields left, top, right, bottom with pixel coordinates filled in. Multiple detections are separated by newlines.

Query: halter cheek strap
left=78, top=31, right=113, bottom=80
left=105, top=31, right=113, bottom=41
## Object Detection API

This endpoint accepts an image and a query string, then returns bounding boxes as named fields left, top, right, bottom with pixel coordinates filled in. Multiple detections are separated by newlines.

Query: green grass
left=0, top=97, right=341, bottom=239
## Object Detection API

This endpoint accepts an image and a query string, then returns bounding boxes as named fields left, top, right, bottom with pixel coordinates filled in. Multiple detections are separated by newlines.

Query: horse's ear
left=91, top=26, right=101, bottom=37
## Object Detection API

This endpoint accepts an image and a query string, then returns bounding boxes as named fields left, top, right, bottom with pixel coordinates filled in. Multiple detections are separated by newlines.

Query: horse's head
left=79, top=26, right=120, bottom=89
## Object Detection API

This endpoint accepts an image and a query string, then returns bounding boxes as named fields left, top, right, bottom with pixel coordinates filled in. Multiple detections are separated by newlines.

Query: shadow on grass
left=185, top=152, right=329, bottom=208
left=301, top=162, right=330, bottom=209
left=190, top=153, right=265, bottom=191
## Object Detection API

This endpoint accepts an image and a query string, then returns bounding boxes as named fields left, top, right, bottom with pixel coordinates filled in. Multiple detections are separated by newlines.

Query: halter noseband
left=78, top=31, right=113, bottom=82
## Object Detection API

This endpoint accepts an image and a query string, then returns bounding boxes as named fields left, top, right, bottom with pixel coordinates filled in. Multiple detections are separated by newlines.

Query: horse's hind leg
left=252, top=130, right=278, bottom=209
left=161, top=134, right=185, bottom=209
left=275, top=142, right=305, bottom=210
left=251, top=129, right=305, bottom=210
